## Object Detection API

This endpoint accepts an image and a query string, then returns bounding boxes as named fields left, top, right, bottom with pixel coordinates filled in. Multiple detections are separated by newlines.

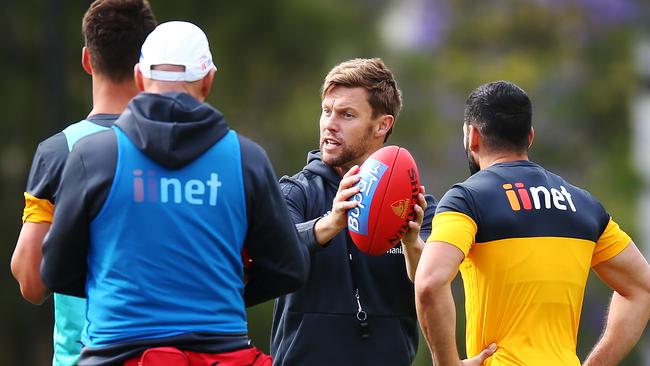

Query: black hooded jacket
left=271, top=151, right=436, bottom=366
left=41, top=92, right=308, bottom=365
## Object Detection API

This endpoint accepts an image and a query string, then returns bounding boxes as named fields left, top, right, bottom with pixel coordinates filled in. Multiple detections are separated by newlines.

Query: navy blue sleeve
left=279, top=177, right=327, bottom=254
left=41, top=131, right=117, bottom=297
left=581, top=188, right=612, bottom=238
left=239, top=136, right=308, bottom=307
left=25, top=133, right=69, bottom=202
left=41, top=146, right=90, bottom=297
left=435, top=185, right=476, bottom=220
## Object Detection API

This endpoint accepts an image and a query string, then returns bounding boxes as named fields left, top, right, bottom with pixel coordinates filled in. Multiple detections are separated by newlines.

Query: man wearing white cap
left=40, top=21, right=308, bottom=366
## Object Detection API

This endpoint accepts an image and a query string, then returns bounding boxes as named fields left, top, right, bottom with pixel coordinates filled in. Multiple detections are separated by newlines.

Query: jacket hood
left=115, top=92, right=229, bottom=169
left=304, top=150, right=341, bottom=187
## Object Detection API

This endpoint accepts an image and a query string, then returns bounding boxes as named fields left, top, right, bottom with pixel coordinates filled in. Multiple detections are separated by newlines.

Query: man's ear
left=134, top=64, right=145, bottom=92
left=375, top=115, right=394, bottom=139
left=199, top=69, right=216, bottom=101
left=467, top=124, right=481, bottom=153
left=528, top=126, right=535, bottom=149
left=81, top=47, right=93, bottom=75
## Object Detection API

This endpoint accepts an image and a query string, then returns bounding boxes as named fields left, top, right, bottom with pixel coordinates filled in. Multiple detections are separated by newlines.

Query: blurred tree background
left=1, top=0, right=649, bottom=364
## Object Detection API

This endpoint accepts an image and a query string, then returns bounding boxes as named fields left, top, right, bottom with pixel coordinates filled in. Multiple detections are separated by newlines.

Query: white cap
left=139, top=21, right=216, bottom=82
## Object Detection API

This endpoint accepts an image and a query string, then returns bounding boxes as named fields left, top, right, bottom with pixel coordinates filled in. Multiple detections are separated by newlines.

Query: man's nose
left=323, top=114, right=339, bottom=132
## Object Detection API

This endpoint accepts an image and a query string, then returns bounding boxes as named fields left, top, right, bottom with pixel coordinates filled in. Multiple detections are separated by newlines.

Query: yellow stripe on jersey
left=426, top=211, right=477, bottom=256
left=592, top=218, right=631, bottom=266
left=462, top=236, right=594, bottom=366
left=22, top=192, right=54, bottom=223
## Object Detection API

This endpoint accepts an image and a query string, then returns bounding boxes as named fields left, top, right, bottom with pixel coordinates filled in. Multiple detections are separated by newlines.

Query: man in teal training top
left=10, top=1, right=156, bottom=364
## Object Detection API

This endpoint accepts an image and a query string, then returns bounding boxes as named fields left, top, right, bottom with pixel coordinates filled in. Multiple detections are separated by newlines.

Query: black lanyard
left=345, top=232, right=369, bottom=339
left=322, top=176, right=370, bottom=339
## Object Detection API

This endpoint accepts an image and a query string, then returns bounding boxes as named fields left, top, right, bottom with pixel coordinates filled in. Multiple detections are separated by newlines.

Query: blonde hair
left=322, top=58, right=402, bottom=139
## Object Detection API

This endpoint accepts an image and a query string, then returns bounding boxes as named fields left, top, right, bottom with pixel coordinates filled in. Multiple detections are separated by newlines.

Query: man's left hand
left=462, top=343, right=497, bottom=366
left=401, top=186, right=426, bottom=248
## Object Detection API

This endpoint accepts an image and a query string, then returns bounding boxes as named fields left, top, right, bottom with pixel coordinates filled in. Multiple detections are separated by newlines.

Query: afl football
left=347, top=146, right=420, bottom=255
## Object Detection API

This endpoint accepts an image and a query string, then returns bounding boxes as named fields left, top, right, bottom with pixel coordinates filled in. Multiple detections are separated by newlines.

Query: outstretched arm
left=280, top=165, right=360, bottom=255
left=11, top=222, right=51, bottom=304
left=584, top=242, right=650, bottom=366
left=313, top=165, right=360, bottom=245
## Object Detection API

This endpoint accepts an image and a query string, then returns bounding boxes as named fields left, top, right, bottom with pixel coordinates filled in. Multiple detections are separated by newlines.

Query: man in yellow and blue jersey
left=414, top=81, right=650, bottom=366
left=10, top=1, right=156, bottom=365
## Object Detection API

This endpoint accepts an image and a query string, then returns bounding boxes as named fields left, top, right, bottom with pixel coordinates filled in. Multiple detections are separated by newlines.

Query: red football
left=347, top=146, right=421, bottom=255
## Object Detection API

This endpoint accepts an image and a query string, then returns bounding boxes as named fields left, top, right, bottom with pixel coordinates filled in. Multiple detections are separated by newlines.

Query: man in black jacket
left=41, top=21, right=307, bottom=366
left=271, top=58, right=435, bottom=365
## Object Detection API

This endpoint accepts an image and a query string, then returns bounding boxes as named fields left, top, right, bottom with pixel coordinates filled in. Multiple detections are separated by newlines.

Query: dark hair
left=82, top=0, right=157, bottom=82
left=322, top=58, right=402, bottom=141
left=464, top=81, right=532, bottom=152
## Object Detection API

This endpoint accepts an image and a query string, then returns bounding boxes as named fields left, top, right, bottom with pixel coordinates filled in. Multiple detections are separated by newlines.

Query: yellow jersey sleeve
left=22, top=192, right=54, bottom=223
left=592, top=218, right=631, bottom=266
left=426, top=211, right=477, bottom=257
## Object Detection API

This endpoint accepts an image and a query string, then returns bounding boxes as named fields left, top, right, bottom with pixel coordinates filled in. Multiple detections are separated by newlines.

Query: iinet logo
left=503, top=183, right=576, bottom=212
left=133, top=169, right=222, bottom=206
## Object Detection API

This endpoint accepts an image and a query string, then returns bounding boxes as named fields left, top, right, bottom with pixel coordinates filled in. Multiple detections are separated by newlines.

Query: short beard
left=465, top=138, right=480, bottom=176
left=320, top=126, right=374, bottom=170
